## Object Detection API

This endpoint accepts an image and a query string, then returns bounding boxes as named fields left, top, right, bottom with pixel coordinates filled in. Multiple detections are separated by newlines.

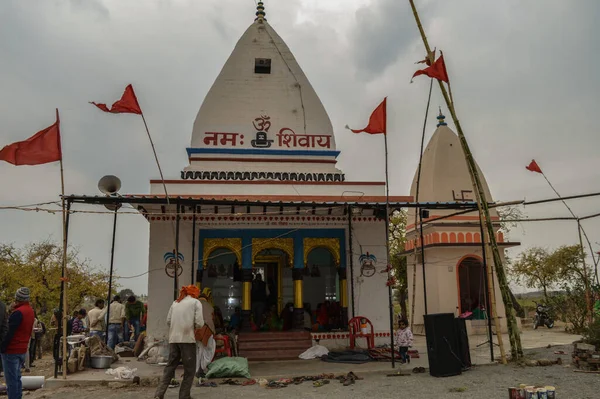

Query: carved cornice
left=252, top=238, right=294, bottom=267
left=303, top=237, right=341, bottom=267
left=202, top=238, right=242, bottom=268
left=181, top=170, right=345, bottom=182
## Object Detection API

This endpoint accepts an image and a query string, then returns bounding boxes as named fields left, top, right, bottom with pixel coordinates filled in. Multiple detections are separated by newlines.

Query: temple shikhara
left=72, top=3, right=518, bottom=359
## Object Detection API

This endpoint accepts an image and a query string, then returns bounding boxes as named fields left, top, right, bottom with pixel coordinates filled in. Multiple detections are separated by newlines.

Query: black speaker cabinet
left=454, top=317, right=471, bottom=370
left=423, top=313, right=462, bottom=377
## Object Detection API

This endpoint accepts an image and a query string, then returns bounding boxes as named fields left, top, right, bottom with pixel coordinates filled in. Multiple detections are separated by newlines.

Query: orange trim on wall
left=406, top=214, right=501, bottom=230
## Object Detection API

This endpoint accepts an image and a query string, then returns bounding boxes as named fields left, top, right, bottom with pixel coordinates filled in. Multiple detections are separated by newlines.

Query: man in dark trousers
left=1, top=288, right=35, bottom=399
left=251, top=273, right=267, bottom=328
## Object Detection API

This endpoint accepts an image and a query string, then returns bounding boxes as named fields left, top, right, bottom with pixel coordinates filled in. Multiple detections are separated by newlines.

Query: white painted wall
left=348, top=221, right=390, bottom=331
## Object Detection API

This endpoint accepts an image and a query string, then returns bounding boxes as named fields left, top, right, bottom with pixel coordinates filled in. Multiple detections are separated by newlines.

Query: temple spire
left=436, top=107, right=447, bottom=127
left=255, top=1, right=266, bottom=21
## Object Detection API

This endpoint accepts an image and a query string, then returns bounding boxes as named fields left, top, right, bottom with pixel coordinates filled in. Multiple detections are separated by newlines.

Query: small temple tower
left=404, top=111, right=519, bottom=334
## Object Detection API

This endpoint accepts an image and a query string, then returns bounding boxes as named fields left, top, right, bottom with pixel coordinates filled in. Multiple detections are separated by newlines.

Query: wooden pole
left=410, top=77, right=434, bottom=329
left=478, top=220, right=495, bottom=362
left=348, top=205, right=356, bottom=319
left=408, top=0, right=522, bottom=360
left=383, top=132, right=396, bottom=368
left=57, top=109, right=69, bottom=379
left=577, top=220, right=593, bottom=323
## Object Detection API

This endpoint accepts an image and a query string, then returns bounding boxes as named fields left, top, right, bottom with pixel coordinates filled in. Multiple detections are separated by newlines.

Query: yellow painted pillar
left=242, top=281, right=251, bottom=311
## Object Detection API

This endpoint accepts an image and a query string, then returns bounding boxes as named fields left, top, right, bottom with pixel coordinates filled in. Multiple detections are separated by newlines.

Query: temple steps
left=238, top=331, right=312, bottom=361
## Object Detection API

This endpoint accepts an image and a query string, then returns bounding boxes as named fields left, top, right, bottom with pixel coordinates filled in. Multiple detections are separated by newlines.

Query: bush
left=583, top=319, right=600, bottom=350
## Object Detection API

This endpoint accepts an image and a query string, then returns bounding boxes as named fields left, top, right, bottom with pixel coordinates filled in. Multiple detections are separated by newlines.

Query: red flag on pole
left=526, top=160, right=543, bottom=174
left=348, top=98, right=387, bottom=135
left=411, top=54, right=449, bottom=83
left=91, top=84, right=142, bottom=115
left=0, top=115, right=62, bottom=166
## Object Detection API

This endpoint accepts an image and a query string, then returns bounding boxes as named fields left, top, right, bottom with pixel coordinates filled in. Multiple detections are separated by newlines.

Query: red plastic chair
left=212, top=335, right=232, bottom=361
left=348, top=316, right=375, bottom=349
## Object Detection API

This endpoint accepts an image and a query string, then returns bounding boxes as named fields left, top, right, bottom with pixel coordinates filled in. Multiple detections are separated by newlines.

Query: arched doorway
left=204, top=248, right=241, bottom=321
left=457, top=256, right=486, bottom=315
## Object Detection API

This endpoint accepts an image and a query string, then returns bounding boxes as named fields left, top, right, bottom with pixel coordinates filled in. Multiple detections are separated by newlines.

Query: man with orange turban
left=154, top=286, right=203, bottom=399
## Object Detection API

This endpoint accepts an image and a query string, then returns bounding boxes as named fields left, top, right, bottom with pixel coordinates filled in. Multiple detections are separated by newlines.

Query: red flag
left=91, top=84, right=142, bottom=115
left=412, top=54, right=449, bottom=83
left=0, top=114, right=62, bottom=166
left=526, top=160, right=543, bottom=174
left=348, top=98, right=387, bottom=135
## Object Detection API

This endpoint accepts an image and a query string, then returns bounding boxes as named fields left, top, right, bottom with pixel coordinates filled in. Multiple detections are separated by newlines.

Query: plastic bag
left=299, top=344, right=329, bottom=360
left=105, top=366, right=138, bottom=380
left=206, top=357, right=251, bottom=379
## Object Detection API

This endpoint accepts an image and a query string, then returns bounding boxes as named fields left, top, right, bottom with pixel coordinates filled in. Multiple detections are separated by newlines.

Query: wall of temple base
left=406, top=247, right=509, bottom=330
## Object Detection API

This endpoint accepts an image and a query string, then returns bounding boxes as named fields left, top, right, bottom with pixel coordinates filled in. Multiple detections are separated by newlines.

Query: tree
left=0, top=240, right=111, bottom=319
left=389, top=209, right=408, bottom=318
left=510, top=244, right=593, bottom=332
left=118, top=288, right=135, bottom=300
left=511, top=247, right=560, bottom=302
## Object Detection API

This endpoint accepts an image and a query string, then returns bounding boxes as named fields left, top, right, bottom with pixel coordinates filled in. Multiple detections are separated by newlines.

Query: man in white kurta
left=154, top=286, right=204, bottom=399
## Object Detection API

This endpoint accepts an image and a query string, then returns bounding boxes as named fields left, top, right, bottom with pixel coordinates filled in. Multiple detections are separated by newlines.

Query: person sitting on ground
left=196, top=291, right=215, bottom=379
left=263, top=304, right=282, bottom=331
left=228, top=307, right=241, bottom=332
left=280, top=302, right=294, bottom=331
left=213, top=305, right=225, bottom=333
left=394, top=318, right=413, bottom=364
left=303, top=303, right=313, bottom=332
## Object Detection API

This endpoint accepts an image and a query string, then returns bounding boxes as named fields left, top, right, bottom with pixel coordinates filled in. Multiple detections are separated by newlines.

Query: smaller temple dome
left=409, top=113, right=495, bottom=207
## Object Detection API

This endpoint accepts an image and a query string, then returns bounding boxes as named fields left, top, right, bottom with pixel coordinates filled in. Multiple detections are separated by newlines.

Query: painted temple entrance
left=457, top=256, right=487, bottom=316
left=198, top=229, right=348, bottom=332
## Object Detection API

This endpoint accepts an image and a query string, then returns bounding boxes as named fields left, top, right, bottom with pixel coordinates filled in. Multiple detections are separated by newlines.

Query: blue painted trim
left=198, top=228, right=346, bottom=270
left=187, top=148, right=340, bottom=158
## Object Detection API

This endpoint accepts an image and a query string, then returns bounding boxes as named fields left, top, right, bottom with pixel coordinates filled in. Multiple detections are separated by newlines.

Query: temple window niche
left=204, top=248, right=242, bottom=320
left=305, top=247, right=342, bottom=331
left=255, top=58, right=271, bottom=74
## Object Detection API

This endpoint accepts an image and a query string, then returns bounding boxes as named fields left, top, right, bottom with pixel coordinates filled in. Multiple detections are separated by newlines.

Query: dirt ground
left=22, top=344, right=600, bottom=399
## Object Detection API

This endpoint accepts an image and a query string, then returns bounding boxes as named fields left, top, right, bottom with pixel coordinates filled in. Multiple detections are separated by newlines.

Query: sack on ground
left=205, top=356, right=251, bottom=379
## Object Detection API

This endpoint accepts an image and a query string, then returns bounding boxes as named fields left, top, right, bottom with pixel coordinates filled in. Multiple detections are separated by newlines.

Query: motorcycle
left=533, top=301, right=554, bottom=329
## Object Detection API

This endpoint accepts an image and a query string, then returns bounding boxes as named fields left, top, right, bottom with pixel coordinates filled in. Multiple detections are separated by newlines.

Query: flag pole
left=57, top=109, right=68, bottom=379
left=383, top=131, right=396, bottom=368
left=408, top=0, right=520, bottom=361
left=410, top=78, right=434, bottom=330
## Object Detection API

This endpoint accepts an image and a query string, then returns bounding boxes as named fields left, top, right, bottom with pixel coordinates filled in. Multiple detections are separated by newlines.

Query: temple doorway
left=457, top=256, right=486, bottom=314
left=204, top=248, right=242, bottom=321
left=305, top=247, right=343, bottom=331
left=253, top=249, right=292, bottom=314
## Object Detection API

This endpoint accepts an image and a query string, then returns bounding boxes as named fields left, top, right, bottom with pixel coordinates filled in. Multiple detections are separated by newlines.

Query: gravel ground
left=26, top=344, right=600, bottom=399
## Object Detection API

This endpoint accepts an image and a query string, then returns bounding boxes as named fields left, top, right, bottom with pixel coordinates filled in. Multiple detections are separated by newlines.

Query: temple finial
left=255, top=1, right=266, bottom=22
left=437, top=107, right=447, bottom=127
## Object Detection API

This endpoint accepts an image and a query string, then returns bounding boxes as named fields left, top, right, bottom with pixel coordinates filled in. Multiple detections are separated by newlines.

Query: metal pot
left=90, top=355, right=113, bottom=369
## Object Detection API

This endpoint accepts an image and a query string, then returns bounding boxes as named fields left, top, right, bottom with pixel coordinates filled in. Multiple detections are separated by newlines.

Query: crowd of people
left=249, top=273, right=346, bottom=332
left=50, top=295, right=148, bottom=350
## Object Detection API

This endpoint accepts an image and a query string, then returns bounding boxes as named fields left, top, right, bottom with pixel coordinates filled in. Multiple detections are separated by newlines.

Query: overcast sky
left=1, top=0, right=599, bottom=295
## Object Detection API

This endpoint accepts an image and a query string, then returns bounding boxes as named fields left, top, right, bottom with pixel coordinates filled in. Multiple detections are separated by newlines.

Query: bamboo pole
left=57, top=109, right=69, bottom=379
left=408, top=0, right=522, bottom=360
left=410, top=77, right=434, bottom=330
